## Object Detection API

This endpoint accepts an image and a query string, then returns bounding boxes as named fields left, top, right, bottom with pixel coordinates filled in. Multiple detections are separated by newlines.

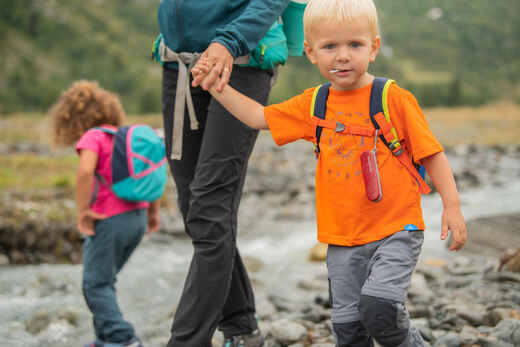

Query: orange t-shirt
left=264, top=81, right=443, bottom=246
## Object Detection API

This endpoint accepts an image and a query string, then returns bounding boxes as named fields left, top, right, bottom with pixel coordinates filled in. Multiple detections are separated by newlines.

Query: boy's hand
left=191, top=42, right=233, bottom=91
left=77, top=209, right=106, bottom=236
left=191, top=59, right=211, bottom=85
left=441, top=206, right=467, bottom=251
left=192, top=62, right=221, bottom=94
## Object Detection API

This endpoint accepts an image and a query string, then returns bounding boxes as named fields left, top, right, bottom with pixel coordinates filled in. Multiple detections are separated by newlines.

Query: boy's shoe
left=222, top=329, right=264, bottom=347
left=84, top=337, right=143, bottom=347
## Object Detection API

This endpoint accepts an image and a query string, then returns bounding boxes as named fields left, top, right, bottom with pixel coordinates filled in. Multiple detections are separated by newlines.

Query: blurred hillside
left=1, top=0, right=519, bottom=114
left=0, top=0, right=160, bottom=114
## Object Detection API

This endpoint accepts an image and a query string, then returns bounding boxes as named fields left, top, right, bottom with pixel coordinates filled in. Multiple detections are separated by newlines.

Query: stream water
left=1, top=154, right=519, bottom=347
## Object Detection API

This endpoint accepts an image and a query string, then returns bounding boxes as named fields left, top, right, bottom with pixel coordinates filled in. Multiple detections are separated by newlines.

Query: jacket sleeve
left=212, top=0, right=290, bottom=58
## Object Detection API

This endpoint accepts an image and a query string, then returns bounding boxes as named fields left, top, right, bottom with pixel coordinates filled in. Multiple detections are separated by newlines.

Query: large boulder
left=0, top=191, right=81, bottom=264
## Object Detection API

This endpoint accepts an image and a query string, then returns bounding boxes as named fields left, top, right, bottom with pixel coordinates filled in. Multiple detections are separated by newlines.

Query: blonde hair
left=49, top=80, right=125, bottom=146
left=304, top=0, right=379, bottom=40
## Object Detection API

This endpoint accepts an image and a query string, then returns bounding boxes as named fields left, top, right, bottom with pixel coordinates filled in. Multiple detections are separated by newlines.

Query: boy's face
left=304, top=17, right=380, bottom=91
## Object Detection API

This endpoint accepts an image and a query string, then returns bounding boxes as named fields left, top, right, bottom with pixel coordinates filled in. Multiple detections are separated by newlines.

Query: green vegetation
left=1, top=105, right=519, bottom=194
left=0, top=154, right=77, bottom=191
left=1, top=0, right=519, bottom=114
left=0, top=0, right=161, bottom=114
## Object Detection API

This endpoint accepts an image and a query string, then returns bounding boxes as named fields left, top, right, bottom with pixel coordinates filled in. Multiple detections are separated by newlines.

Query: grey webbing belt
left=159, top=40, right=250, bottom=160
left=159, top=40, right=201, bottom=160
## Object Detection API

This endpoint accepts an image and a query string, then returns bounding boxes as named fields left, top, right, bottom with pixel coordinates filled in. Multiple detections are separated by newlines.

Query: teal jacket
left=158, top=0, right=290, bottom=61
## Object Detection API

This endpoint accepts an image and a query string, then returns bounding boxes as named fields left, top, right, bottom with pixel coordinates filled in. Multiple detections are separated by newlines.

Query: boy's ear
left=304, top=40, right=318, bottom=65
left=369, top=36, right=381, bottom=62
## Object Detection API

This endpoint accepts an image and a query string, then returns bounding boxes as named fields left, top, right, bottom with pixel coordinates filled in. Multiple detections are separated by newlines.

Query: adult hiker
left=156, top=1, right=294, bottom=346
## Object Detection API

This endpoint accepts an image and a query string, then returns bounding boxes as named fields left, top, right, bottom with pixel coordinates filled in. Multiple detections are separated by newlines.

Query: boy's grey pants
left=162, top=65, right=273, bottom=347
left=327, top=230, right=425, bottom=347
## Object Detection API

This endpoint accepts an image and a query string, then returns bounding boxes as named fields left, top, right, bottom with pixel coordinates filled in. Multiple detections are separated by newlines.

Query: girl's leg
left=82, top=211, right=145, bottom=344
left=114, top=210, right=146, bottom=273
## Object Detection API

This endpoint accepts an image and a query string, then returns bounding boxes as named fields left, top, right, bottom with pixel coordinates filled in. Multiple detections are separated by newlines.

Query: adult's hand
left=192, top=42, right=233, bottom=92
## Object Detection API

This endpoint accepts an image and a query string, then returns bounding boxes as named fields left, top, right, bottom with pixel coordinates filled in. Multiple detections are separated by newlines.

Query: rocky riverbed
left=1, top=134, right=520, bottom=347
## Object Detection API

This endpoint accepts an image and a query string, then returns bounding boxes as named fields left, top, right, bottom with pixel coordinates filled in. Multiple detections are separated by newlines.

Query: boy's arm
left=421, top=151, right=467, bottom=251
left=76, top=149, right=106, bottom=236
left=192, top=59, right=268, bottom=129
left=208, top=84, right=269, bottom=130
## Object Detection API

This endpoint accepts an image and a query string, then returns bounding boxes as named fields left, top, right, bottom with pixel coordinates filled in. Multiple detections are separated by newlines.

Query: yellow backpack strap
left=310, top=83, right=331, bottom=158
left=369, top=78, right=401, bottom=153
left=370, top=78, right=431, bottom=194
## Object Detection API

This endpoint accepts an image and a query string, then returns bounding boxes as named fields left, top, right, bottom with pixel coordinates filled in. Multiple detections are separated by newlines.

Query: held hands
left=191, top=42, right=233, bottom=92
left=77, top=209, right=106, bottom=236
left=440, top=206, right=467, bottom=251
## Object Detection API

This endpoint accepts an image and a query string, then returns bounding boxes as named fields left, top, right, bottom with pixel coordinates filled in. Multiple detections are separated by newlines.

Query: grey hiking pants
left=162, top=65, right=273, bottom=347
left=327, top=230, right=425, bottom=347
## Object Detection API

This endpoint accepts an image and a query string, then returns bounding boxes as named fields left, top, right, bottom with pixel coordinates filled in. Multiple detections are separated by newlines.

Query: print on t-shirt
left=323, top=110, right=380, bottom=183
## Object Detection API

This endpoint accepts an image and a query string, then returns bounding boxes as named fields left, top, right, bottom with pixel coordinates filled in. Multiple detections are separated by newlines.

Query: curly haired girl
left=49, top=80, right=159, bottom=347
left=51, top=80, right=125, bottom=146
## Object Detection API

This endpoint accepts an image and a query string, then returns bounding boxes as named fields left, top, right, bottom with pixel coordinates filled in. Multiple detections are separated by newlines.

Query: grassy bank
left=1, top=103, right=519, bottom=192
left=0, top=114, right=164, bottom=192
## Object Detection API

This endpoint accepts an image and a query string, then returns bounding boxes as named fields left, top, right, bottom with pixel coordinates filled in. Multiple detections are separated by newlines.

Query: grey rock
left=269, top=319, right=308, bottom=345
left=409, top=273, right=435, bottom=301
left=458, top=325, right=479, bottom=345
left=490, top=318, right=520, bottom=345
left=433, top=332, right=460, bottom=347
left=0, top=253, right=9, bottom=266
left=456, top=306, right=486, bottom=326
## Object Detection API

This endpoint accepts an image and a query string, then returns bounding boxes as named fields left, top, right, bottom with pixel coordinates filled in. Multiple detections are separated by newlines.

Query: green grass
left=0, top=154, right=77, bottom=191
left=0, top=113, right=163, bottom=192
left=1, top=105, right=519, bottom=195
left=0, top=113, right=53, bottom=144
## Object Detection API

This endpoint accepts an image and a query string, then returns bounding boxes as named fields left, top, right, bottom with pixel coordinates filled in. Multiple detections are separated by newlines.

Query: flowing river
left=2, top=145, right=519, bottom=347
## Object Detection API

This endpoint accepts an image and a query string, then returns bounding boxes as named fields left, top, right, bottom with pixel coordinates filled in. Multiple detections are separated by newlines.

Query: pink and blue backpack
left=93, top=125, right=168, bottom=202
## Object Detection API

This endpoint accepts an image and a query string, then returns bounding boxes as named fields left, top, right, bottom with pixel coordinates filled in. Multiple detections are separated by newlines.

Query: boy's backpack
left=92, top=125, right=168, bottom=203
left=310, top=77, right=431, bottom=195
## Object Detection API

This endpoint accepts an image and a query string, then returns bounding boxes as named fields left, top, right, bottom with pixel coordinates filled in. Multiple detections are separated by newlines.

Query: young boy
left=192, top=0, right=467, bottom=346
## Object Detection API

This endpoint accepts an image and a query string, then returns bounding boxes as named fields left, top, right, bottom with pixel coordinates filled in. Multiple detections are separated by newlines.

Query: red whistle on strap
left=361, top=150, right=383, bottom=202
